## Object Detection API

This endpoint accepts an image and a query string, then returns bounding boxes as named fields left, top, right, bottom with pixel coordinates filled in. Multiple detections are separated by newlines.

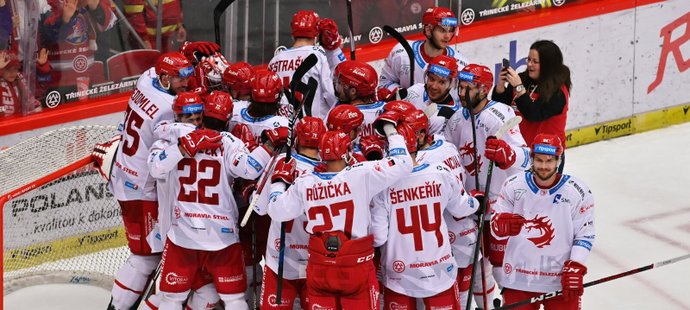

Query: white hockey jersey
left=492, top=172, right=596, bottom=293
left=267, top=45, right=345, bottom=120
left=416, top=137, right=477, bottom=268
left=111, top=68, right=175, bottom=201
left=227, top=100, right=289, bottom=144
left=267, top=135, right=413, bottom=239
left=405, top=83, right=461, bottom=135
left=443, top=101, right=531, bottom=206
left=149, top=131, right=271, bottom=251
left=371, top=163, right=477, bottom=298
left=379, top=40, right=469, bottom=91
left=254, top=151, right=321, bottom=280
left=354, top=101, right=386, bottom=139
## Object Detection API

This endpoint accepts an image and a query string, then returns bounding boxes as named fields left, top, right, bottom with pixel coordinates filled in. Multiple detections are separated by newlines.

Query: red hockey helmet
left=296, top=116, right=327, bottom=148
left=291, top=10, right=320, bottom=38
left=396, top=123, right=418, bottom=153
left=155, top=52, right=194, bottom=78
left=383, top=100, right=416, bottom=115
left=422, top=7, right=458, bottom=28
left=251, top=70, right=283, bottom=103
left=334, top=61, right=378, bottom=97
left=223, top=62, right=255, bottom=96
left=173, top=92, right=204, bottom=115
left=531, top=134, right=563, bottom=157
left=320, top=131, right=351, bottom=161
left=427, top=55, right=459, bottom=80
left=198, top=52, right=230, bottom=87
left=326, top=104, right=364, bottom=133
left=401, top=109, right=429, bottom=134
left=204, top=91, right=233, bottom=121
left=458, top=64, right=494, bottom=91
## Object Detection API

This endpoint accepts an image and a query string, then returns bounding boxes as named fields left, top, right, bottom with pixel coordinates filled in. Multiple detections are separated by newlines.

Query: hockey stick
left=465, top=113, right=523, bottom=310
left=213, top=0, right=237, bottom=45
left=346, top=0, right=356, bottom=60
left=239, top=53, right=318, bottom=228
left=383, top=25, right=414, bottom=88
left=277, top=77, right=318, bottom=304
left=497, top=253, right=690, bottom=309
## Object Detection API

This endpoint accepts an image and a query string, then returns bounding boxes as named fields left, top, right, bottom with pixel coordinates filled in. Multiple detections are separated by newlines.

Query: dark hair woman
left=492, top=40, right=571, bottom=172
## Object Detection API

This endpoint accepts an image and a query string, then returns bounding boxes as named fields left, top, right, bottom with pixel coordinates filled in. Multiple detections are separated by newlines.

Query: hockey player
left=222, top=61, right=254, bottom=104
left=404, top=55, right=461, bottom=135
left=144, top=91, right=221, bottom=310
left=332, top=60, right=385, bottom=138
left=378, top=7, right=469, bottom=99
left=147, top=89, right=283, bottom=310
left=444, top=64, right=531, bottom=308
left=108, top=52, right=194, bottom=310
left=249, top=116, right=327, bottom=309
left=491, top=134, right=595, bottom=309
left=402, top=109, right=478, bottom=307
left=325, top=104, right=374, bottom=163
left=267, top=10, right=345, bottom=119
left=228, top=70, right=289, bottom=137
left=371, top=122, right=479, bottom=310
left=266, top=114, right=414, bottom=309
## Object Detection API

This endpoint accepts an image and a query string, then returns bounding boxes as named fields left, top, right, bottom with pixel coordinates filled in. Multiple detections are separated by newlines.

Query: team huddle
left=93, top=6, right=596, bottom=310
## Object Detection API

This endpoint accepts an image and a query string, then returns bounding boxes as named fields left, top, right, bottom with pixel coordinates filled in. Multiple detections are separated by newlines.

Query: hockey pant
left=383, top=282, right=462, bottom=310
left=503, top=287, right=580, bottom=310
left=306, top=232, right=380, bottom=310
left=157, top=240, right=247, bottom=310
left=260, top=265, right=307, bottom=309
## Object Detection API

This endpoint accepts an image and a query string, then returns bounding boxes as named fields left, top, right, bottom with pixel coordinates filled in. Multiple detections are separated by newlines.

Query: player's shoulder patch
left=312, top=46, right=327, bottom=56
left=566, top=175, right=591, bottom=199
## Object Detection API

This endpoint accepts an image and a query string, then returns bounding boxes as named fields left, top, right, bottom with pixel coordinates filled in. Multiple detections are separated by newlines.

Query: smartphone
left=502, top=58, right=510, bottom=69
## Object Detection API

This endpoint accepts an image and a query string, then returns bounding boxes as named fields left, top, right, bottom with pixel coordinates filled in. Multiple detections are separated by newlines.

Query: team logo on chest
left=458, top=141, right=483, bottom=177
left=524, top=215, right=555, bottom=248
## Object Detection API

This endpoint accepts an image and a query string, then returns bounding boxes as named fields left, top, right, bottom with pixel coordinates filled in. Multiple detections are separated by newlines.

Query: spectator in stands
left=123, top=0, right=185, bottom=52
left=38, top=0, right=116, bottom=99
left=0, top=0, right=19, bottom=51
left=0, top=50, right=43, bottom=117
left=492, top=39, right=571, bottom=172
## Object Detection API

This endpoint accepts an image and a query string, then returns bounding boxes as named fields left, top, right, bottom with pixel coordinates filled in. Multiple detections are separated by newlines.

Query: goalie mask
left=198, top=52, right=230, bottom=90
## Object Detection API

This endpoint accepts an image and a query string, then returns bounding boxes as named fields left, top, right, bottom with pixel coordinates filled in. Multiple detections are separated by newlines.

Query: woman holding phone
left=493, top=40, right=571, bottom=172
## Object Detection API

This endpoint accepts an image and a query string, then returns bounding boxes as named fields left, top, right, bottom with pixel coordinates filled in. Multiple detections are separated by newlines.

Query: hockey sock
left=187, top=283, right=220, bottom=310
left=111, top=254, right=161, bottom=309
left=220, top=293, right=249, bottom=310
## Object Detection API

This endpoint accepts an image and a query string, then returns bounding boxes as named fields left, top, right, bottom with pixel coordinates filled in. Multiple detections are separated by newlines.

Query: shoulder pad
left=221, top=132, right=236, bottom=142
left=566, top=177, right=590, bottom=199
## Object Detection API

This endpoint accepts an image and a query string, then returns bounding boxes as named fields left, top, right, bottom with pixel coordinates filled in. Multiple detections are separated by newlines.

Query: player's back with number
left=372, top=163, right=477, bottom=298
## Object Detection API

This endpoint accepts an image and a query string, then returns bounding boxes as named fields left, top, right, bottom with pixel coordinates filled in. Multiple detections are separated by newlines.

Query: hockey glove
left=261, top=127, right=290, bottom=150
left=485, top=136, right=516, bottom=169
left=360, top=135, right=385, bottom=161
left=271, top=158, right=297, bottom=185
left=231, top=123, right=258, bottom=151
left=373, top=110, right=401, bottom=136
left=233, top=179, right=257, bottom=205
left=491, top=213, right=526, bottom=237
left=317, top=18, right=342, bottom=51
left=179, top=129, right=223, bottom=157
left=180, top=41, right=221, bottom=62
left=470, top=190, right=488, bottom=217
left=91, top=135, right=121, bottom=181
left=561, top=260, right=587, bottom=301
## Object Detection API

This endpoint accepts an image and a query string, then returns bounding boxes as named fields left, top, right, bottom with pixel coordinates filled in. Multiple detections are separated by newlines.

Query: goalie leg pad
left=111, top=254, right=161, bottom=309
left=119, top=200, right=159, bottom=255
